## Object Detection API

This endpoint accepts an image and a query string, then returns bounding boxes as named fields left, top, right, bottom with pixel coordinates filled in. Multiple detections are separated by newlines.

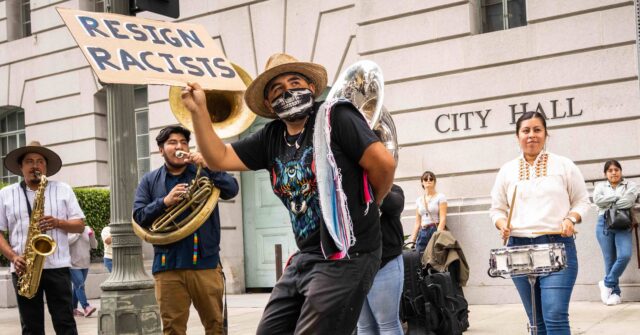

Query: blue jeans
left=357, top=254, right=404, bottom=335
left=416, top=225, right=436, bottom=254
left=595, top=214, right=632, bottom=296
left=70, top=268, right=90, bottom=309
left=509, top=235, right=578, bottom=335
left=104, top=257, right=112, bottom=272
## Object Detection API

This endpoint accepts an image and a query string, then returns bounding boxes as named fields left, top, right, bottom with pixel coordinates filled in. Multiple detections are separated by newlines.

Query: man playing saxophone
left=0, top=141, right=85, bottom=335
left=133, top=126, right=239, bottom=335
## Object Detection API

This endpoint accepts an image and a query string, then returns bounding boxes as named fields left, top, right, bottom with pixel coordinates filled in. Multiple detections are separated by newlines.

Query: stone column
left=97, top=1, right=161, bottom=334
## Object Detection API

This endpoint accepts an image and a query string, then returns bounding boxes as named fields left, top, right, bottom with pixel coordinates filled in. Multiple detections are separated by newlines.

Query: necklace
left=283, top=118, right=309, bottom=150
left=519, top=152, right=548, bottom=181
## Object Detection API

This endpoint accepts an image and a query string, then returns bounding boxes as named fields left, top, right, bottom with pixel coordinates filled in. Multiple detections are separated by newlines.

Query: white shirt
left=490, top=152, right=590, bottom=238
left=416, top=193, right=447, bottom=227
left=0, top=180, right=85, bottom=271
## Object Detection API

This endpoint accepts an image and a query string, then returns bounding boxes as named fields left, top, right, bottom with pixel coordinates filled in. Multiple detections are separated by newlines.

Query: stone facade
left=0, top=0, right=638, bottom=304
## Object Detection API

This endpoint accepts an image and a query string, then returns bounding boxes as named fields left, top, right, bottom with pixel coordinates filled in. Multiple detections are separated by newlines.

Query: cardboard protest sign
left=56, top=7, right=245, bottom=91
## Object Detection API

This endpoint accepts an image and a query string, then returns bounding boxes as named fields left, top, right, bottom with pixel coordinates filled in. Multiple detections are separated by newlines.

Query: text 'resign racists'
left=56, top=7, right=245, bottom=91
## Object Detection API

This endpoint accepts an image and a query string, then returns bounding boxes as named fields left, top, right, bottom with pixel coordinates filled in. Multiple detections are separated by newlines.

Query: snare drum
left=488, top=243, right=566, bottom=278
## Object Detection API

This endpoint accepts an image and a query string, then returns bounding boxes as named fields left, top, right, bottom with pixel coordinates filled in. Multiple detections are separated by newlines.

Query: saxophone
left=17, top=172, right=57, bottom=299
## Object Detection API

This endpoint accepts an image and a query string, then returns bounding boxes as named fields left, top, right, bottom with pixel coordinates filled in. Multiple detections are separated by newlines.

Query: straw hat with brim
left=245, top=53, right=328, bottom=119
left=4, top=141, right=62, bottom=177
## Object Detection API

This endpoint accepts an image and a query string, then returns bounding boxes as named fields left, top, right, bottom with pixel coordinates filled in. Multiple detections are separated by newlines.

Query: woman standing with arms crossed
left=593, top=160, right=638, bottom=306
left=409, top=171, right=447, bottom=254
left=490, top=111, right=590, bottom=335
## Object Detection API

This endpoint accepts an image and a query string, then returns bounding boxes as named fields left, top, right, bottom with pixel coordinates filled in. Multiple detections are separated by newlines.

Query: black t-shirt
left=232, top=102, right=381, bottom=255
left=380, top=184, right=405, bottom=268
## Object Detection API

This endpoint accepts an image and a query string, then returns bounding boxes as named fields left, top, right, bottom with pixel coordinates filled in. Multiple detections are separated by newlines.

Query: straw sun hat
left=244, top=53, right=328, bottom=119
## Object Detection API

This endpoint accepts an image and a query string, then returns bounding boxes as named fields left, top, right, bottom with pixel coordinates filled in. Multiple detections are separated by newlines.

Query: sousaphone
left=132, top=63, right=256, bottom=245
left=326, top=60, right=399, bottom=161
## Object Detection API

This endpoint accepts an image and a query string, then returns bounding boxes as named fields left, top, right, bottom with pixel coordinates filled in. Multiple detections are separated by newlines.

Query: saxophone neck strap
left=19, top=181, right=32, bottom=218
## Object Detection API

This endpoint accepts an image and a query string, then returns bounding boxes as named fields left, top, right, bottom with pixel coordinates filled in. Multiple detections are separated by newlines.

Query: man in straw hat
left=0, top=141, right=86, bottom=334
left=181, top=53, right=396, bottom=334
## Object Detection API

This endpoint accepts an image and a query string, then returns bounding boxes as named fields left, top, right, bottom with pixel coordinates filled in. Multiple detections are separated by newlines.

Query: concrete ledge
left=0, top=262, right=148, bottom=308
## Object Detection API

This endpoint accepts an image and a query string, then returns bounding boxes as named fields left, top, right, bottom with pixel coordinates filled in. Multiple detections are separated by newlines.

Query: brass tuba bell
left=168, top=63, right=256, bottom=139
left=326, top=60, right=399, bottom=162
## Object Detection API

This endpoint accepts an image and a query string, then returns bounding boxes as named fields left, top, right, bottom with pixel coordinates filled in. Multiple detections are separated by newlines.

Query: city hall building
left=1, top=0, right=639, bottom=304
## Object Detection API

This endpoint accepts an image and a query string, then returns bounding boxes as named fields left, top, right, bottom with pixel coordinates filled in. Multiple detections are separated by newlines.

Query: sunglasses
left=422, top=177, right=435, bottom=182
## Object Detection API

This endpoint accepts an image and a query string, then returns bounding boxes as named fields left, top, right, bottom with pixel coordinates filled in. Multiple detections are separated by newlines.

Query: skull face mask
left=270, top=88, right=314, bottom=122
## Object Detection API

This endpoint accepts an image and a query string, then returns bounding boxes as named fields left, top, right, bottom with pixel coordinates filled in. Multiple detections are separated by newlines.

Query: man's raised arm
left=181, top=82, right=249, bottom=172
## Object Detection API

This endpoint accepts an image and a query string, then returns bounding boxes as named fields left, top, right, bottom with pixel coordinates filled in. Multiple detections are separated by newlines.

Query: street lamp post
left=98, top=1, right=161, bottom=334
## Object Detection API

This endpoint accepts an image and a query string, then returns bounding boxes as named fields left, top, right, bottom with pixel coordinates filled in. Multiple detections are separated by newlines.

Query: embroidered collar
left=519, top=151, right=548, bottom=181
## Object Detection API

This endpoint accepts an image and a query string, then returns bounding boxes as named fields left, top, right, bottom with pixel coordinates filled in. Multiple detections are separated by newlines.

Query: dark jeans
left=416, top=225, right=436, bottom=254
left=12, top=267, right=78, bottom=335
left=103, top=257, right=112, bottom=272
left=257, top=249, right=381, bottom=335
left=509, top=235, right=578, bottom=335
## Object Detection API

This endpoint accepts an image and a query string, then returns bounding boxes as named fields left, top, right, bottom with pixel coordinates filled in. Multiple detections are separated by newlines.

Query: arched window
left=0, top=108, right=26, bottom=185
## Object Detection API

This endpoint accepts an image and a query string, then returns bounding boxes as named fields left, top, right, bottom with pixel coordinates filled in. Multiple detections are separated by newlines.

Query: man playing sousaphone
left=133, top=126, right=238, bottom=335
left=0, top=141, right=85, bottom=334
left=180, top=53, right=396, bottom=334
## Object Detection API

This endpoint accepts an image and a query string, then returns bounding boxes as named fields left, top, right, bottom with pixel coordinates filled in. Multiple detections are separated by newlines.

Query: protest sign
left=57, top=7, right=245, bottom=91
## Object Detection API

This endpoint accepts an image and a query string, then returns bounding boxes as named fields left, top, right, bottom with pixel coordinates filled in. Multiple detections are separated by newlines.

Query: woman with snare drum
left=489, top=111, right=590, bottom=335
left=409, top=171, right=447, bottom=254
left=593, top=160, right=638, bottom=306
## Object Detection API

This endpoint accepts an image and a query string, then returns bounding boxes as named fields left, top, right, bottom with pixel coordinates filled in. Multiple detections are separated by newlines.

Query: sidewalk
left=0, top=294, right=637, bottom=334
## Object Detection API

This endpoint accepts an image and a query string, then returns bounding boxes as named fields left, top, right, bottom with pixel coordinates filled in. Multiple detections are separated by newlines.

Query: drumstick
left=503, top=185, right=518, bottom=246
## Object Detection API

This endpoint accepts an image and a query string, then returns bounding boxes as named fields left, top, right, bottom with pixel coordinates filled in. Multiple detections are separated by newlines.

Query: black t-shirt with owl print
left=232, top=102, right=381, bottom=255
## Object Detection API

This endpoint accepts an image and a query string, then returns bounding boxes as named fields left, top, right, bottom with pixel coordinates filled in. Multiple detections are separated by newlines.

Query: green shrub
left=74, top=188, right=111, bottom=262
left=0, top=186, right=111, bottom=266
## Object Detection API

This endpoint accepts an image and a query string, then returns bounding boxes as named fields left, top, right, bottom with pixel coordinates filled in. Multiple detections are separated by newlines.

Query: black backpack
left=420, top=268, right=469, bottom=334
left=400, top=246, right=436, bottom=334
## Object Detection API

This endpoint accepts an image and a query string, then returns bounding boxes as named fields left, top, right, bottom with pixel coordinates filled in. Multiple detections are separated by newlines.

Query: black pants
left=256, top=249, right=381, bottom=335
left=12, top=268, right=78, bottom=335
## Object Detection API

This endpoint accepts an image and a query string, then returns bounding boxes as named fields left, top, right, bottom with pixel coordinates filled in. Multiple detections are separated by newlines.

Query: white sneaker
left=598, top=281, right=612, bottom=304
left=606, top=293, right=621, bottom=306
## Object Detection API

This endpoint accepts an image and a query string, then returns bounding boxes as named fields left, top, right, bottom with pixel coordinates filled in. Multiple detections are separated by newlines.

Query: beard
left=26, top=170, right=42, bottom=183
left=162, top=152, right=187, bottom=169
